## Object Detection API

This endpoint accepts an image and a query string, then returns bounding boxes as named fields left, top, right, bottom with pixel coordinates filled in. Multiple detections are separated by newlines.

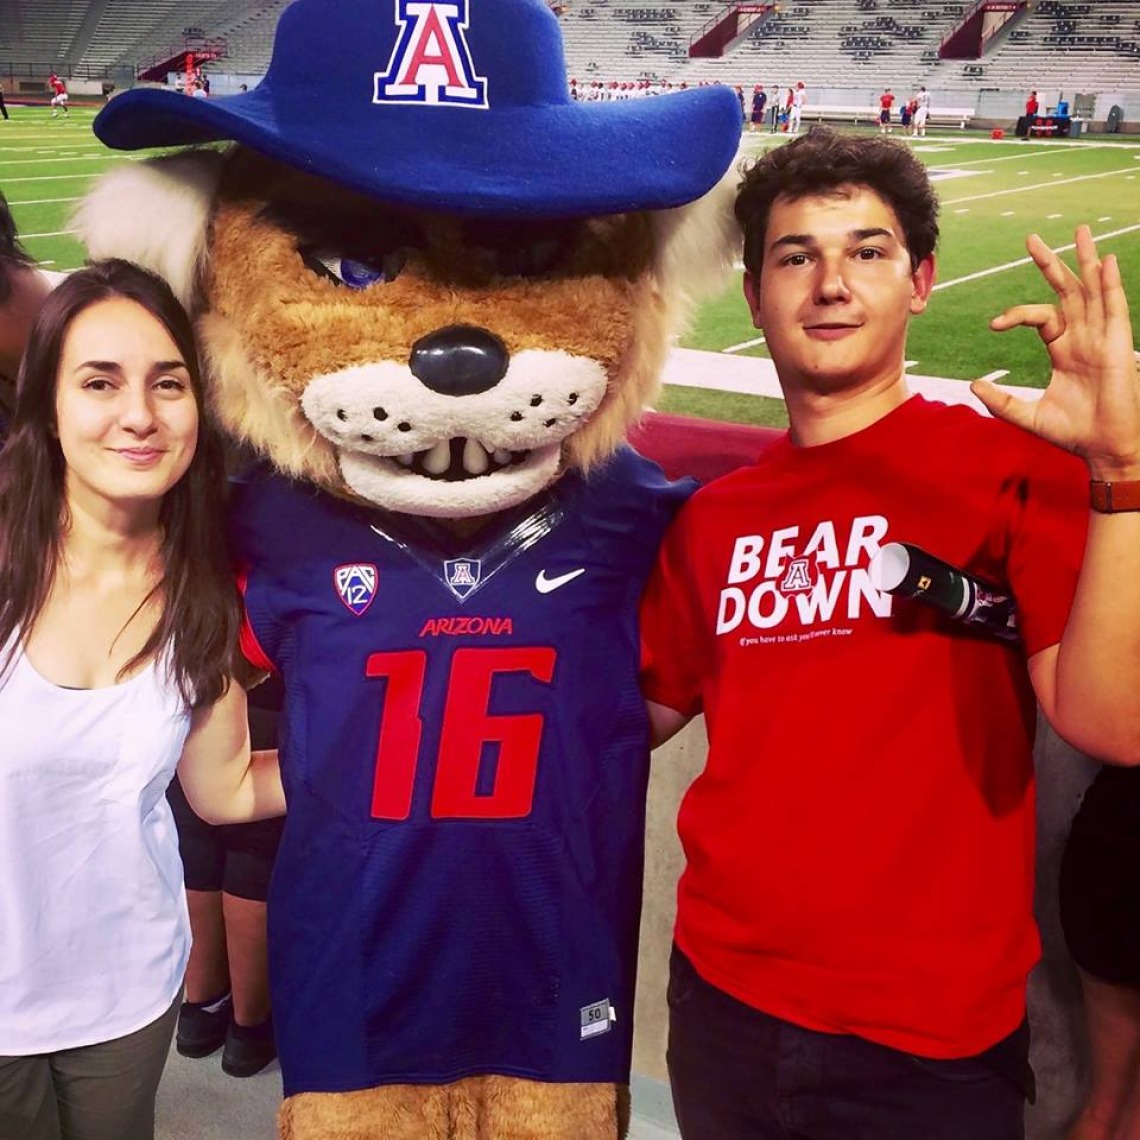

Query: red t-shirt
left=49, top=76, right=66, bottom=95
left=640, top=396, right=1087, bottom=1059
left=879, top=92, right=895, bottom=111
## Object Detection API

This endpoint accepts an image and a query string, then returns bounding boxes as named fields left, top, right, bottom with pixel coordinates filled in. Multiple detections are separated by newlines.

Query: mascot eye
left=494, top=237, right=563, bottom=279
left=302, top=249, right=407, bottom=289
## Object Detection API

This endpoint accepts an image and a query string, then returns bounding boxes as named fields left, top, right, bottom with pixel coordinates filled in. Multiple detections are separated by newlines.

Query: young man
left=641, top=127, right=1140, bottom=1139
left=48, top=72, right=69, bottom=117
left=789, top=80, right=806, bottom=133
left=913, top=85, right=930, bottom=136
left=750, top=85, right=767, bottom=132
left=878, top=86, right=895, bottom=132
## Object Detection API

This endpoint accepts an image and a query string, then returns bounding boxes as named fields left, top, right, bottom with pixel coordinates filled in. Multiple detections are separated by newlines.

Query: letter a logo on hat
left=374, top=0, right=488, bottom=109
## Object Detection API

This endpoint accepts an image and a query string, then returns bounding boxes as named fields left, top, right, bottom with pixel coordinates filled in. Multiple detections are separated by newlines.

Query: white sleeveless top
left=0, top=643, right=192, bottom=1053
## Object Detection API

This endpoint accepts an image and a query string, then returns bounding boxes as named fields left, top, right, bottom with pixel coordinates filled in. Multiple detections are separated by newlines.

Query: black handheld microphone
left=870, top=542, right=1019, bottom=642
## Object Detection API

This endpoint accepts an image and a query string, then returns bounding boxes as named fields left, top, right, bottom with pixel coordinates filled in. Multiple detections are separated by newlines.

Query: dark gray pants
left=667, top=946, right=1027, bottom=1140
left=0, top=996, right=179, bottom=1140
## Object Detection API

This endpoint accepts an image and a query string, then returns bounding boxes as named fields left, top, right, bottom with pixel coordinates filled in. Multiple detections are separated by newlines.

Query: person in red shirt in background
left=640, top=126, right=1140, bottom=1139
left=1027, top=90, right=1040, bottom=117
left=48, top=72, right=69, bottom=117
left=878, top=86, right=895, bottom=133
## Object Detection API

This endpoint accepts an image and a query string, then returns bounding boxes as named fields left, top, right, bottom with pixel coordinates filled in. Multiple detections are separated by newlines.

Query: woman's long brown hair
left=0, top=259, right=240, bottom=710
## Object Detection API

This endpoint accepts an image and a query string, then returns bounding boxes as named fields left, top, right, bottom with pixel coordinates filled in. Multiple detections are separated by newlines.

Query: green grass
left=682, top=130, right=1140, bottom=419
left=1, top=111, right=1136, bottom=428
left=657, top=385, right=790, bottom=428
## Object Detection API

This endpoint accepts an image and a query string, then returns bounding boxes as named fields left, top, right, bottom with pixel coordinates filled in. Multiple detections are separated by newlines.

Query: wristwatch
left=1090, top=480, right=1140, bottom=513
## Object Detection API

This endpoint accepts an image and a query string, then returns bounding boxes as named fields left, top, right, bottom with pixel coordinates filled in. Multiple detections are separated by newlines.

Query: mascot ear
left=71, top=149, right=223, bottom=312
left=650, top=160, right=743, bottom=317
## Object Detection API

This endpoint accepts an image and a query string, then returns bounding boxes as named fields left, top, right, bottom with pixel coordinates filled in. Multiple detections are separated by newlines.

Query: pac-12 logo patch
left=334, top=564, right=378, bottom=616
left=373, top=0, right=489, bottom=109
left=444, top=558, right=481, bottom=601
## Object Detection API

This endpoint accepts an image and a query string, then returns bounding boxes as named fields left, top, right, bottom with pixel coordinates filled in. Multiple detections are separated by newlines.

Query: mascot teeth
left=422, top=439, right=451, bottom=476
left=463, top=438, right=489, bottom=476
left=396, top=438, right=527, bottom=482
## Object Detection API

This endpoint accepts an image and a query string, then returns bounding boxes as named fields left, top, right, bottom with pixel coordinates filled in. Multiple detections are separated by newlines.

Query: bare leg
left=184, top=889, right=229, bottom=1002
left=222, top=894, right=272, bottom=1027
left=1067, top=970, right=1140, bottom=1140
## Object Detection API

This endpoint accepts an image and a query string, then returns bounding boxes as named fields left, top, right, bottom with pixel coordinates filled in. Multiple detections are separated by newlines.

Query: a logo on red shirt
left=718, top=516, right=893, bottom=637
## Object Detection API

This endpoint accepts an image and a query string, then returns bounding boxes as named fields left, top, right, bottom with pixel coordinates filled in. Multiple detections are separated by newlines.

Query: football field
left=669, top=127, right=1140, bottom=425
left=2, top=106, right=1138, bottom=429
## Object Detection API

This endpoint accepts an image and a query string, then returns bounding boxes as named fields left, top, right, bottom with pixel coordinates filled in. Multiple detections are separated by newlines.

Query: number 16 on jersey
left=365, top=646, right=557, bottom=821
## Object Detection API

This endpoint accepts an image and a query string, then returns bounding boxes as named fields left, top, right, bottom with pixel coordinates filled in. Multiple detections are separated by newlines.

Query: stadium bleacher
left=556, top=0, right=1139, bottom=115
left=0, top=0, right=1136, bottom=122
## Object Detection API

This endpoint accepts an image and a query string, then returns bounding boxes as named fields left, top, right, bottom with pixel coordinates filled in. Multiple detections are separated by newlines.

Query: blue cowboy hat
left=93, top=0, right=742, bottom=218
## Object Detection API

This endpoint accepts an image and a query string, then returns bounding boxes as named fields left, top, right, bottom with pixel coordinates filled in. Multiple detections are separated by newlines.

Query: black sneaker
left=221, top=1017, right=277, bottom=1078
left=175, top=995, right=232, bottom=1058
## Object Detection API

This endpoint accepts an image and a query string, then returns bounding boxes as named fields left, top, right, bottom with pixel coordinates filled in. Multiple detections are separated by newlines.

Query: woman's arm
left=176, top=679, right=286, bottom=824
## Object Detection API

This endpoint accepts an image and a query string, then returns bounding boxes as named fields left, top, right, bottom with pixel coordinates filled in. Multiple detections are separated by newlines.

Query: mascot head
left=76, top=0, right=743, bottom=519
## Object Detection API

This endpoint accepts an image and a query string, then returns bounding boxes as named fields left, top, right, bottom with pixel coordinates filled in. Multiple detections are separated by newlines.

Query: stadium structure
left=0, top=0, right=1136, bottom=129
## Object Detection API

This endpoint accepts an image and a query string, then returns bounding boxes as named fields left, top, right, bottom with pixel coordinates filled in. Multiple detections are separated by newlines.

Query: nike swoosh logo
left=535, top=568, right=586, bottom=594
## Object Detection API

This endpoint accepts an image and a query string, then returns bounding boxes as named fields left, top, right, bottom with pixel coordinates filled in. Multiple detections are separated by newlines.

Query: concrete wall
left=630, top=716, right=1100, bottom=1138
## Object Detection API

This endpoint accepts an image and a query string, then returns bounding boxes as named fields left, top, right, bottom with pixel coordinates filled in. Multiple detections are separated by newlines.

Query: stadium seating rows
left=1, top=0, right=1137, bottom=107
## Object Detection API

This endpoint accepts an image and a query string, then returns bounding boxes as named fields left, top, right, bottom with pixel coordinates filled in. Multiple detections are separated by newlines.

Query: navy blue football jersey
left=232, top=447, right=692, bottom=1096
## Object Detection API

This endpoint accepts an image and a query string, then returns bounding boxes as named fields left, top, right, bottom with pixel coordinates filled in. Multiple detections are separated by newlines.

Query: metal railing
left=689, top=2, right=775, bottom=48
left=938, top=0, right=988, bottom=52
left=135, top=35, right=228, bottom=76
left=0, top=60, right=116, bottom=81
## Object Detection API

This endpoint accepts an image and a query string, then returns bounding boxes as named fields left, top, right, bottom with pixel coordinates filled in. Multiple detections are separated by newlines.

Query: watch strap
left=1090, top=479, right=1140, bottom=513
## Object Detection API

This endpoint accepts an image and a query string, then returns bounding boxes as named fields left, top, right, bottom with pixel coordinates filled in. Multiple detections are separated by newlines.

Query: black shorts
left=1059, top=765, right=1140, bottom=985
left=880, top=108, right=891, bottom=124
left=167, top=694, right=285, bottom=901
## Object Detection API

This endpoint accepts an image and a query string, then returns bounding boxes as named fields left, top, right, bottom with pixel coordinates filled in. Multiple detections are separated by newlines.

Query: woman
left=0, top=259, right=282, bottom=1140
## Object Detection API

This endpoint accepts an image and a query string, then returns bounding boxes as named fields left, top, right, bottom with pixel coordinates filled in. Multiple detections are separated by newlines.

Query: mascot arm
left=177, top=681, right=286, bottom=824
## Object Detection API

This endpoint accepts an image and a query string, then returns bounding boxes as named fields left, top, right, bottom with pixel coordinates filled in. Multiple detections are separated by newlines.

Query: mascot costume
left=75, top=0, right=742, bottom=1135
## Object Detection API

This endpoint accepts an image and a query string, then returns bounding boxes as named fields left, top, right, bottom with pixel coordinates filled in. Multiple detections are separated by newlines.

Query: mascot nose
left=410, top=325, right=509, bottom=396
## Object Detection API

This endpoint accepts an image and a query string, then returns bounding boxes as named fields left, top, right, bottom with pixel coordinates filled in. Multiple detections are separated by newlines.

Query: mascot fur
left=75, top=0, right=741, bottom=1135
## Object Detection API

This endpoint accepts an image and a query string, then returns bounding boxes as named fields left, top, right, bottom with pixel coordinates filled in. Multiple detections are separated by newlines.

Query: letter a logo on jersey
left=374, top=0, right=488, bottom=109
left=444, top=558, right=482, bottom=601
left=335, top=564, right=378, bottom=616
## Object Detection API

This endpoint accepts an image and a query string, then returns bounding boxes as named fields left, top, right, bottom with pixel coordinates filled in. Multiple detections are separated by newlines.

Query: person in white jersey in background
left=789, top=80, right=806, bottom=133
left=0, top=259, right=284, bottom=1140
left=913, top=85, right=930, bottom=137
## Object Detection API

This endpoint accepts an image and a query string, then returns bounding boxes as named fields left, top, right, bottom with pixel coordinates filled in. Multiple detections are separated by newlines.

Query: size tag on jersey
left=580, top=998, right=615, bottom=1040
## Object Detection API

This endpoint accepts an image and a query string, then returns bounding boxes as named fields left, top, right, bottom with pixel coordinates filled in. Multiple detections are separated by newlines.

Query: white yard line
left=933, top=222, right=1140, bottom=291
left=0, top=154, right=132, bottom=167
left=0, top=173, right=114, bottom=183
left=935, top=142, right=1137, bottom=169
left=665, top=347, right=1041, bottom=412
left=6, top=196, right=82, bottom=206
left=943, top=166, right=1138, bottom=205
left=723, top=336, right=766, bottom=354
left=18, top=229, right=77, bottom=239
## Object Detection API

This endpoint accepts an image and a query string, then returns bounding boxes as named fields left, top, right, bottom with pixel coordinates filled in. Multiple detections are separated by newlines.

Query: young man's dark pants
left=667, top=946, right=1028, bottom=1140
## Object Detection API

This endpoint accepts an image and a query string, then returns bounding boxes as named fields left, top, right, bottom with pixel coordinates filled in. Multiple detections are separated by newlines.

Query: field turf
left=2, top=107, right=1137, bottom=429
